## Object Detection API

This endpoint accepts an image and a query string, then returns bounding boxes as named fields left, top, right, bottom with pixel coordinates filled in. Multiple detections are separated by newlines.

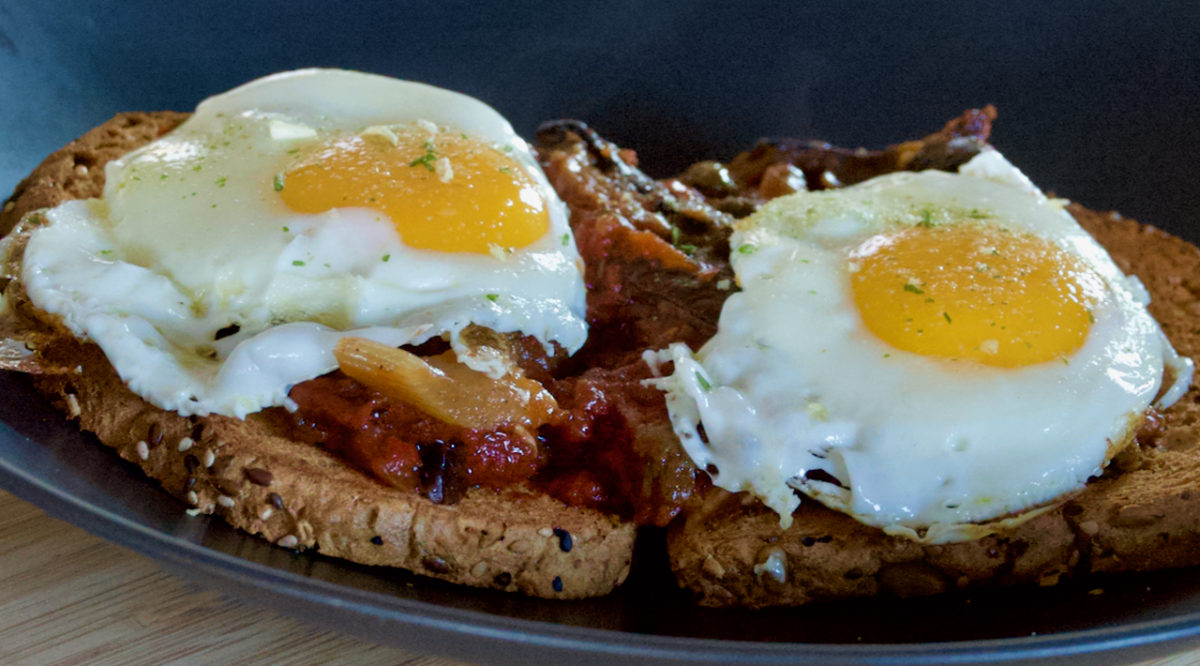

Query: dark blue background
left=1, top=2, right=1197, bottom=233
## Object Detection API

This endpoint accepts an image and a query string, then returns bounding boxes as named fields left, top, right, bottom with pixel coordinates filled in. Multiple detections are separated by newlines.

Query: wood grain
left=0, top=488, right=1195, bottom=665
left=0, top=491, right=466, bottom=666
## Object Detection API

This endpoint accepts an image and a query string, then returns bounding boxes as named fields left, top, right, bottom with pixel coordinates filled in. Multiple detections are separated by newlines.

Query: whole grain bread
left=0, top=113, right=635, bottom=599
left=666, top=204, right=1200, bottom=608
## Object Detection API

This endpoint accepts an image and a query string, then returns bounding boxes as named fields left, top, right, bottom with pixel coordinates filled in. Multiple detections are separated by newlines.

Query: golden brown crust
left=1, top=113, right=635, bottom=599
left=0, top=111, right=189, bottom=237
left=667, top=205, right=1200, bottom=608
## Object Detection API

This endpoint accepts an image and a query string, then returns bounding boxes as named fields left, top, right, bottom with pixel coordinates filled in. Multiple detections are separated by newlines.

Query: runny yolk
left=849, top=225, right=1103, bottom=367
left=278, top=128, right=548, bottom=254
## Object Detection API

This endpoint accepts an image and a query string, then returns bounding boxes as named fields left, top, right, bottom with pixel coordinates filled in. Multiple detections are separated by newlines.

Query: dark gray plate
left=2, top=2, right=1199, bottom=663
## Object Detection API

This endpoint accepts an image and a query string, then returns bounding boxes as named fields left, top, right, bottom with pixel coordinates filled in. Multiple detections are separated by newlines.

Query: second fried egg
left=652, top=149, right=1192, bottom=542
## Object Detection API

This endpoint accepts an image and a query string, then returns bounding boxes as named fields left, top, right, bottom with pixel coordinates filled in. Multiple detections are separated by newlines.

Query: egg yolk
left=278, top=128, right=548, bottom=254
left=849, top=225, right=1102, bottom=367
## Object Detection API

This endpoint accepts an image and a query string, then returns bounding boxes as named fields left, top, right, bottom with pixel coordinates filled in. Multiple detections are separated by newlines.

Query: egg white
left=651, top=149, right=1192, bottom=542
left=19, top=69, right=587, bottom=418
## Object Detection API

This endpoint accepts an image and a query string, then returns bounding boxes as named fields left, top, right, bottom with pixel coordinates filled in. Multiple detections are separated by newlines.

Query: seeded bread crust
left=0, top=113, right=635, bottom=599
left=0, top=112, right=189, bottom=236
left=667, top=205, right=1200, bottom=608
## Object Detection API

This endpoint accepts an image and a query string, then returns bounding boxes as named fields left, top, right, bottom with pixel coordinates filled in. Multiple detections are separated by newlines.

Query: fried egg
left=651, top=148, right=1192, bottom=542
left=19, top=69, right=586, bottom=418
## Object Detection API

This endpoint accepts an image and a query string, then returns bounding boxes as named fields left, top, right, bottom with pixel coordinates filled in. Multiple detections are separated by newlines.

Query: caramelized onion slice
left=333, top=336, right=561, bottom=430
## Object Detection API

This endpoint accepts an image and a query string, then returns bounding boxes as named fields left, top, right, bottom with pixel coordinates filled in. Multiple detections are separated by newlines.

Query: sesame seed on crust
left=64, top=393, right=81, bottom=418
left=177, top=436, right=194, bottom=452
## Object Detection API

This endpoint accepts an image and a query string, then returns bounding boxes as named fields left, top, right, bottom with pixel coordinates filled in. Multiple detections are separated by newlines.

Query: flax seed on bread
left=0, top=112, right=635, bottom=599
left=666, top=204, right=1200, bottom=608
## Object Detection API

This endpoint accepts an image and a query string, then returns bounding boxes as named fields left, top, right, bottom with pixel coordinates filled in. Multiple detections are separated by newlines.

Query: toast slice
left=0, top=112, right=635, bottom=599
left=664, top=191, right=1200, bottom=607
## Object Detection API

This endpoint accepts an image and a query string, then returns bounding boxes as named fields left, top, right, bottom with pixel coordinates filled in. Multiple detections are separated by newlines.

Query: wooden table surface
left=1, top=488, right=1197, bottom=666
left=0, top=491, right=466, bottom=665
